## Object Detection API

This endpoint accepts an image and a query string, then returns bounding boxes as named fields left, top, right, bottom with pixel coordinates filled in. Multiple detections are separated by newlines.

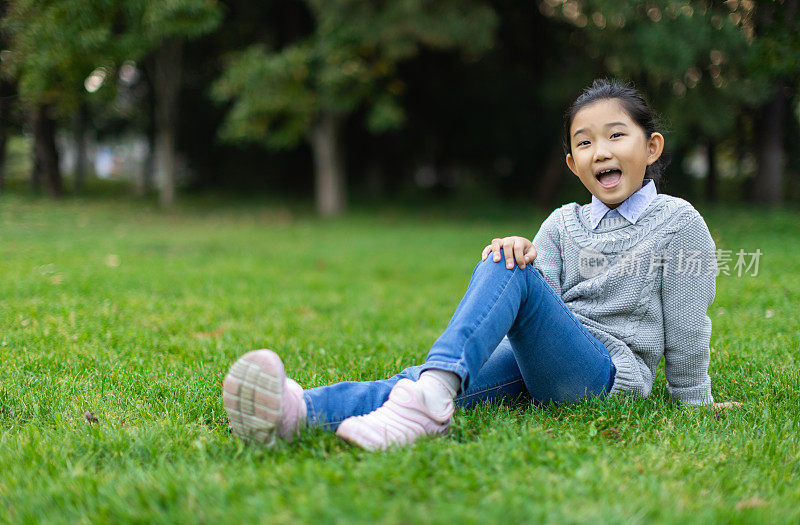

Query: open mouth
left=596, top=169, right=622, bottom=188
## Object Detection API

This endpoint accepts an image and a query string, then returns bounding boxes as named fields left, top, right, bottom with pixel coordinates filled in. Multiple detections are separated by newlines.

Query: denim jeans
left=304, top=253, right=616, bottom=430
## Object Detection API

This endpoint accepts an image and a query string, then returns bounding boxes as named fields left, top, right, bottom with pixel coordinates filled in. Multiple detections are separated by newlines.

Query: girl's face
left=565, top=99, right=664, bottom=209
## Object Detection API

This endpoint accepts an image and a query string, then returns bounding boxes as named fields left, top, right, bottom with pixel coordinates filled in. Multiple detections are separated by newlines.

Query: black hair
left=562, top=79, right=668, bottom=188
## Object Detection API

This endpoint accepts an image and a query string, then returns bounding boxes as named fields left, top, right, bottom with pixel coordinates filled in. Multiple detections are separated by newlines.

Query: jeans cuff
left=303, top=391, right=317, bottom=426
left=605, top=363, right=617, bottom=396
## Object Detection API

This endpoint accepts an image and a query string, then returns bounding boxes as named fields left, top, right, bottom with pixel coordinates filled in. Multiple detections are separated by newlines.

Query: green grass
left=1, top=193, right=799, bottom=523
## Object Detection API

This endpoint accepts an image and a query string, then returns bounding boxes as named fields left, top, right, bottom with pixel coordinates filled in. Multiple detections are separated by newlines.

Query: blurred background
left=0, top=0, right=797, bottom=215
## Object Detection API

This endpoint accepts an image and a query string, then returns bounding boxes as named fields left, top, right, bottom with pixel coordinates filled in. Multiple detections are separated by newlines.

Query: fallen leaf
left=712, top=402, right=743, bottom=410
left=601, top=427, right=621, bottom=440
left=193, top=327, right=225, bottom=338
left=735, top=497, right=767, bottom=510
left=84, top=410, right=99, bottom=425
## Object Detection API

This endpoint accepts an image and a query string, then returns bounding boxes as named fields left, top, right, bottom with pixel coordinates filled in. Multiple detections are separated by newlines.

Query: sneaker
left=222, top=349, right=306, bottom=446
left=335, top=378, right=453, bottom=451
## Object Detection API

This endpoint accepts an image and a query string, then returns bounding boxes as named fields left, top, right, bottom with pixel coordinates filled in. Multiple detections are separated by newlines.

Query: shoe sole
left=222, top=349, right=284, bottom=447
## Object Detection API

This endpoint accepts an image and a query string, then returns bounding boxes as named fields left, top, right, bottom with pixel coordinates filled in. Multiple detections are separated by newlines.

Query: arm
left=479, top=209, right=563, bottom=293
left=531, top=209, right=564, bottom=295
left=661, top=212, right=716, bottom=406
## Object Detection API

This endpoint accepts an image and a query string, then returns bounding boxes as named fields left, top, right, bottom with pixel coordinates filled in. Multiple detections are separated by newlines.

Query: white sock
left=417, top=369, right=460, bottom=414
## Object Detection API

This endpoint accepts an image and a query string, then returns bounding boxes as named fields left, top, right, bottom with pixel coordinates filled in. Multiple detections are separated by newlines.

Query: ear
left=646, top=132, right=665, bottom=166
left=565, top=153, right=579, bottom=177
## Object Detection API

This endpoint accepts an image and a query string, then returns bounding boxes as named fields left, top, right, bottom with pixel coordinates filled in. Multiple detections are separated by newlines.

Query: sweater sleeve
left=532, top=208, right=564, bottom=295
left=661, top=212, right=716, bottom=406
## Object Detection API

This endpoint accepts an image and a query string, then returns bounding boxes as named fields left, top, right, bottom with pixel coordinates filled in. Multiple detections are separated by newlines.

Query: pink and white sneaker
left=222, top=349, right=306, bottom=446
left=335, top=378, right=453, bottom=451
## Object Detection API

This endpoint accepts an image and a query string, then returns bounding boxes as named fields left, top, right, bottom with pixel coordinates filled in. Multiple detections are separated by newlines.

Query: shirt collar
left=590, top=179, right=657, bottom=229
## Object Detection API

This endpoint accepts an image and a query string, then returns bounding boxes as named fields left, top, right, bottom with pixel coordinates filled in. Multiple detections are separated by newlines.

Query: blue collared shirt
left=590, top=179, right=657, bottom=229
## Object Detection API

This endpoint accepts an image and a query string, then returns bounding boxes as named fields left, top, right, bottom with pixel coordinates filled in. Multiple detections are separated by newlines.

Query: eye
left=576, top=140, right=590, bottom=147
left=610, top=132, right=624, bottom=139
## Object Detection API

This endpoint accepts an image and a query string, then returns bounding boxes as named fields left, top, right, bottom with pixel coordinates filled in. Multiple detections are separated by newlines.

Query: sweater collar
left=590, top=179, right=657, bottom=229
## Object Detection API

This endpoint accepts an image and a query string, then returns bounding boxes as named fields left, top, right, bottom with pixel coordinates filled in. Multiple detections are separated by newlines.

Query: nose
left=592, top=142, right=612, bottom=162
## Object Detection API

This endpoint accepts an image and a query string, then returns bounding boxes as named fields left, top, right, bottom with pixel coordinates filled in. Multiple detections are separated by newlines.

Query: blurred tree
left=539, top=0, right=759, bottom=198
left=351, top=0, right=562, bottom=207
left=539, top=0, right=800, bottom=203
left=212, top=0, right=497, bottom=216
left=170, top=0, right=316, bottom=194
left=0, top=0, right=116, bottom=196
left=125, top=0, right=223, bottom=206
left=1, top=0, right=221, bottom=203
left=0, top=76, right=13, bottom=194
left=0, top=0, right=16, bottom=195
left=748, top=0, right=800, bottom=204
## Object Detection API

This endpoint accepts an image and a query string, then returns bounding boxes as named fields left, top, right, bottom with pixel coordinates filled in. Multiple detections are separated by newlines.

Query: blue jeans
left=304, top=253, right=616, bottom=430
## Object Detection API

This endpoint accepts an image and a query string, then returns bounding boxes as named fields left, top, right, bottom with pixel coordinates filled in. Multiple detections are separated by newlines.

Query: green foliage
left=211, top=44, right=319, bottom=149
left=212, top=0, right=498, bottom=149
left=0, top=195, right=799, bottom=521
left=747, top=0, right=800, bottom=79
left=137, top=0, right=223, bottom=42
left=1, top=0, right=119, bottom=112
left=540, top=0, right=768, bottom=144
left=1, top=0, right=222, bottom=114
left=2, top=0, right=797, bottom=199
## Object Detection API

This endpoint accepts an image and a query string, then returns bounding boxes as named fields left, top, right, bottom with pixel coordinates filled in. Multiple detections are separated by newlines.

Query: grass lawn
left=1, top=193, right=799, bottom=523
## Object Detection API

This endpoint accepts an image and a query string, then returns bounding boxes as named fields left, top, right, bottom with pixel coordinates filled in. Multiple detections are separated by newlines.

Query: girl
left=223, top=79, right=729, bottom=451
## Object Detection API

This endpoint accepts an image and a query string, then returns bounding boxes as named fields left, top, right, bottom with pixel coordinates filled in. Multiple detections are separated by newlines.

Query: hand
left=711, top=401, right=742, bottom=410
left=481, top=236, right=537, bottom=270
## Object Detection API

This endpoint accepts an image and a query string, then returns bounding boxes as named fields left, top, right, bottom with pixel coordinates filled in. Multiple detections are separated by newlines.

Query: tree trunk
left=705, top=140, right=717, bottom=202
left=0, top=80, right=12, bottom=194
left=138, top=123, right=156, bottom=196
left=135, top=59, right=156, bottom=196
left=365, top=159, right=386, bottom=199
left=0, top=119, right=6, bottom=194
left=140, top=101, right=156, bottom=196
left=753, top=84, right=786, bottom=204
left=535, top=146, right=566, bottom=208
left=665, top=145, right=691, bottom=198
left=32, top=104, right=63, bottom=198
left=152, top=39, right=183, bottom=207
left=308, top=111, right=346, bottom=216
left=73, top=103, right=89, bottom=193
left=30, top=157, right=41, bottom=193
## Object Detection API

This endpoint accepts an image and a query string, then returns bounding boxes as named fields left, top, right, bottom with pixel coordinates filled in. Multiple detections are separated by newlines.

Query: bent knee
left=478, top=249, right=522, bottom=270
left=476, top=250, right=542, bottom=280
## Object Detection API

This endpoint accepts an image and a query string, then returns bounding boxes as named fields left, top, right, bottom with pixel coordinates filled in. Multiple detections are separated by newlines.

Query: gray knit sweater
left=532, top=194, right=716, bottom=405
